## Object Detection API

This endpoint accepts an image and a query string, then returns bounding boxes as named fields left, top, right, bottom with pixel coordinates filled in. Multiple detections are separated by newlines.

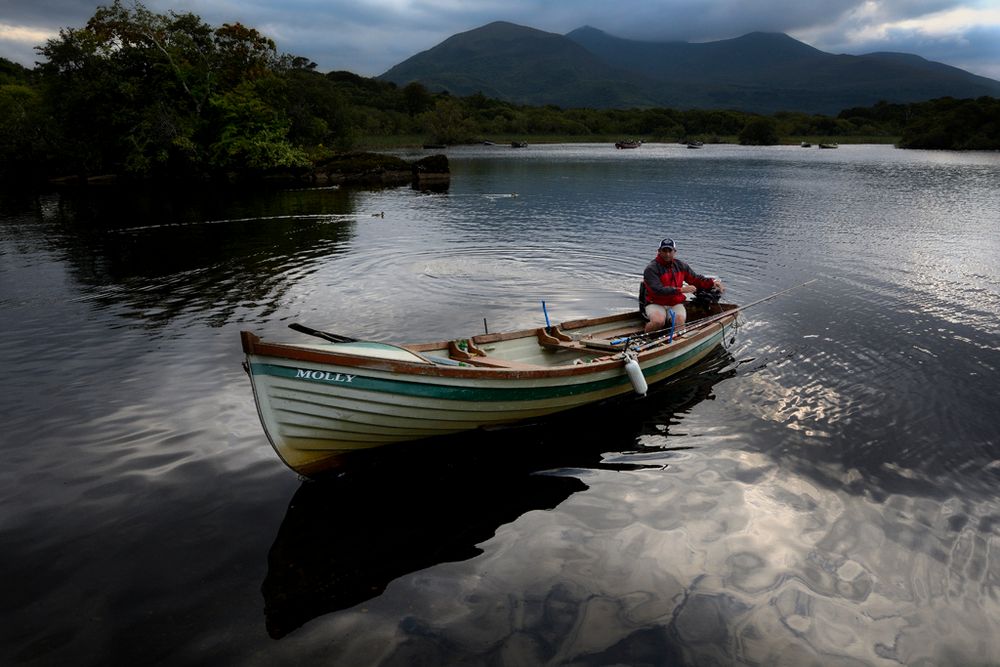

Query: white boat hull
left=243, top=308, right=736, bottom=475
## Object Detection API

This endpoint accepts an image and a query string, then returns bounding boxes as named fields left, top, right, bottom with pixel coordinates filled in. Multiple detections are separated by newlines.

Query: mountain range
left=378, top=22, right=1000, bottom=114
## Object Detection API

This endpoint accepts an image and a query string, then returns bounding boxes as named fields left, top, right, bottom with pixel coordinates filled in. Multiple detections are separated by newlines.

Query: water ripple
left=3, top=144, right=1000, bottom=665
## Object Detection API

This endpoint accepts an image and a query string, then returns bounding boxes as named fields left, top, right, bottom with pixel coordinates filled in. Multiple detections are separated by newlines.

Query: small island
left=309, top=152, right=449, bottom=188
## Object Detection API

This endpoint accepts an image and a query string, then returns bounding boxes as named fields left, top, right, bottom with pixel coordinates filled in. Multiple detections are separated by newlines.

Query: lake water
left=2, top=143, right=999, bottom=665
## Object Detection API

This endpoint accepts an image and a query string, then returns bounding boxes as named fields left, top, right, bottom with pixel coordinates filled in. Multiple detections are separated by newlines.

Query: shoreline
left=353, top=134, right=901, bottom=150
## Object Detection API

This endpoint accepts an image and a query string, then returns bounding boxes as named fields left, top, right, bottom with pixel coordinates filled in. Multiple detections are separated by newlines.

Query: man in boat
left=640, top=238, right=723, bottom=333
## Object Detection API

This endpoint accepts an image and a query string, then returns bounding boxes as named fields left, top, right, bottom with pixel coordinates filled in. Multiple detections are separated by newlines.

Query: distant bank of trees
left=894, top=97, right=1000, bottom=150
left=1, top=1, right=997, bottom=183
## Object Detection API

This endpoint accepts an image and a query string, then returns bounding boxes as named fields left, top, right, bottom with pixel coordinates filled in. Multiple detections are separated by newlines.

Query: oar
left=288, top=322, right=358, bottom=343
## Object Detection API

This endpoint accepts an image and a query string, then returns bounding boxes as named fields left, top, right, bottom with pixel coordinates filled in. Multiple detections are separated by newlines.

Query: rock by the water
left=309, top=152, right=449, bottom=188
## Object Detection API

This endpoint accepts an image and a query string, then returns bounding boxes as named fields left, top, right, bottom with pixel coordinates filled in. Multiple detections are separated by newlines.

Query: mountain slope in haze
left=379, top=23, right=1000, bottom=114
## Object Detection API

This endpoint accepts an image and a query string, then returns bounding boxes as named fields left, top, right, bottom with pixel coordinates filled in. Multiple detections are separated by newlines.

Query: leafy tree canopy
left=33, top=0, right=307, bottom=179
left=738, top=116, right=779, bottom=145
left=898, top=97, right=1000, bottom=150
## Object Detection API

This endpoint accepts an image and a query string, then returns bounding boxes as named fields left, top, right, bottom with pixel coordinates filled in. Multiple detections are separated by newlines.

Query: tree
left=898, top=97, right=1000, bottom=150
left=213, top=22, right=279, bottom=89
left=281, top=66, right=351, bottom=148
left=403, top=82, right=433, bottom=117
left=738, top=116, right=779, bottom=145
left=0, top=57, right=33, bottom=85
left=34, top=1, right=316, bottom=179
left=422, top=97, right=474, bottom=144
left=0, top=84, right=47, bottom=176
left=208, top=80, right=309, bottom=170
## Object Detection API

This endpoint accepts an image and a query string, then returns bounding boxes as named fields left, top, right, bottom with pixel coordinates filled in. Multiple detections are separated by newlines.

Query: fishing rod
left=616, top=278, right=818, bottom=350
left=676, top=278, right=817, bottom=336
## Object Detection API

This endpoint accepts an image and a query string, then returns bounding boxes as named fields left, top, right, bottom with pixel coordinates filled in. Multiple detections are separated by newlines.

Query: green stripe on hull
left=250, top=331, right=723, bottom=402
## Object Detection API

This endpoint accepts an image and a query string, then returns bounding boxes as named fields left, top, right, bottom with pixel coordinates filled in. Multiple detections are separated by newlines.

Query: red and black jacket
left=641, top=255, right=715, bottom=307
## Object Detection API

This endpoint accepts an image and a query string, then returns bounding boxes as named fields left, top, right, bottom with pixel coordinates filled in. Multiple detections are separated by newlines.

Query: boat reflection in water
left=261, top=456, right=587, bottom=639
left=261, top=346, right=738, bottom=639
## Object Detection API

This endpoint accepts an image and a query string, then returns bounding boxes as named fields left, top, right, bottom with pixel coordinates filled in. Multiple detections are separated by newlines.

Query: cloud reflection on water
left=294, top=440, right=1000, bottom=665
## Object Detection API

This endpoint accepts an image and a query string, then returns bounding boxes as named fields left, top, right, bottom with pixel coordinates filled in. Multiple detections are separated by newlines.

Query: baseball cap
left=658, top=238, right=677, bottom=251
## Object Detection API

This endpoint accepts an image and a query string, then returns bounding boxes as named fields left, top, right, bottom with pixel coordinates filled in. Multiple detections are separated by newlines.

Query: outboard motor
left=692, top=276, right=722, bottom=307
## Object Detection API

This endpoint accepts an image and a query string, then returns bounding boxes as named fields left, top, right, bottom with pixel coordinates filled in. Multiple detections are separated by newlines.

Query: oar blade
left=288, top=323, right=358, bottom=344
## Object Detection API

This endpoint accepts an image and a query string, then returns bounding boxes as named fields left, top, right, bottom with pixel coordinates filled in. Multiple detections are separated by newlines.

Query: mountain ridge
left=379, top=22, right=1000, bottom=114
left=379, top=21, right=660, bottom=109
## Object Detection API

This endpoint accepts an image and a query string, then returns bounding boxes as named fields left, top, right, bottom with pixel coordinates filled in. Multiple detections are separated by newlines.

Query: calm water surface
left=2, top=144, right=999, bottom=665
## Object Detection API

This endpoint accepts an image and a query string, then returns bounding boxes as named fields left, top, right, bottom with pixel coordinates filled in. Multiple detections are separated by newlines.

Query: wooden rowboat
left=241, top=302, right=739, bottom=476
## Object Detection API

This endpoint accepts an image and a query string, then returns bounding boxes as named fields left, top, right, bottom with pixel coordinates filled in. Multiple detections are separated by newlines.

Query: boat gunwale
left=240, top=308, right=737, bottom=381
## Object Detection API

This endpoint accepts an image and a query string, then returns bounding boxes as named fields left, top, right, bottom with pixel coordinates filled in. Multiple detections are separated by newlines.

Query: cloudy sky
left=2, top=0, right=999, bottom=80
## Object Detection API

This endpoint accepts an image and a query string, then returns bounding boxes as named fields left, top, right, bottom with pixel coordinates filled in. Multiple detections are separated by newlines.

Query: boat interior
left=406, top=302, right=733, bottom=369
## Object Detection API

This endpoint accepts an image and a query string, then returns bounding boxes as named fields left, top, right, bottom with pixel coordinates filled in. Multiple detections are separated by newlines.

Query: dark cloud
left=565, top=0, right=862, bottom=42
left=818, top=23, right=1000, bottom=79
left=1, top=0, right=99, bottom=27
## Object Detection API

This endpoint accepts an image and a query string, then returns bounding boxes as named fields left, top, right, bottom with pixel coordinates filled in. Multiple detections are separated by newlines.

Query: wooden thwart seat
left=536, top=327, right=621, bottom=355
left=447, top=339, right=539, bottom=369
left=536, top=326, right=572, bottom=346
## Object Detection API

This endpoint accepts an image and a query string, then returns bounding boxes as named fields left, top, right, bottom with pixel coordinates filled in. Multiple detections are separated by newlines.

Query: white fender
left=624, top=353, right=648, bottom=396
